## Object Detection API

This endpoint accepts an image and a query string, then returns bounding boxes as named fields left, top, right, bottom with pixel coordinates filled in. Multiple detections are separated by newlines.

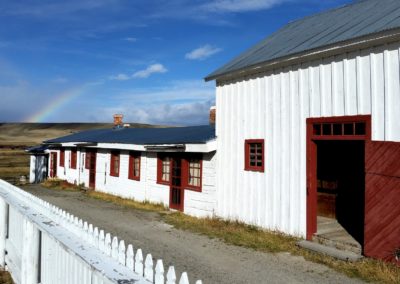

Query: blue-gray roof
left=44, top=125, right=216, bottom=145
left=206, top=0, right=400, bottom=80
left=26, top=145, right=49, bottom=153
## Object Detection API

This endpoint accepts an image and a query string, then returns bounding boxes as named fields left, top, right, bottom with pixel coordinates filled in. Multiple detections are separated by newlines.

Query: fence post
left=0, top=198, right=7, bottom=268
left=20, top=217, right=40, bottom=284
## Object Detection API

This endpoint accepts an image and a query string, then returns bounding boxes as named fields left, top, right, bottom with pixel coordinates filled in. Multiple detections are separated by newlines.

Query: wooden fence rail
left=0, top=179, right=202, bottom=284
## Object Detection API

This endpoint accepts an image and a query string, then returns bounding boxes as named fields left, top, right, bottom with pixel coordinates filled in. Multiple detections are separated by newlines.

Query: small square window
left=245, top=139, right=265, bottom=172
left=187, top=158, right=202, bottom=190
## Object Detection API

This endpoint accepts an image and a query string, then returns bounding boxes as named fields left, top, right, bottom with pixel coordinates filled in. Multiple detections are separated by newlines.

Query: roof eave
left=205, top=28, right=400, bottom=82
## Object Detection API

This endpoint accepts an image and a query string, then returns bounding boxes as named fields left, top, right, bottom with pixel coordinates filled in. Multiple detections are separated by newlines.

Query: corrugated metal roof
left=44, top=125, right=216, bottom=145
left=206, top=0, right=400, bottom=80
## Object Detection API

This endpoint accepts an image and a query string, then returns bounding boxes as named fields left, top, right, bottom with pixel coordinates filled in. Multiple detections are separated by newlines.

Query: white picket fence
left=0, top=180, right=202, bottom=284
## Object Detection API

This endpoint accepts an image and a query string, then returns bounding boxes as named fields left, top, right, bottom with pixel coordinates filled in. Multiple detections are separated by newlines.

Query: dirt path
left=23, top=185, right=364, bottom=284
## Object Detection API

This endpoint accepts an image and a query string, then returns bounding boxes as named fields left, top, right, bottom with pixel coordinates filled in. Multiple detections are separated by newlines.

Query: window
left=110, top=151, right=120, bottom=177
left=85, top=151, right=90, bottom=169
left=157, top=155, right=171, bottom=184
left=70, top=149, right=77, bottom=169
left=186, top=158, right=202, bottom=191
left=60, top=149, right=65, bottom=167
left=245, top=139, right=264, bottom=172
left=128, top=152, right=141, bottom=181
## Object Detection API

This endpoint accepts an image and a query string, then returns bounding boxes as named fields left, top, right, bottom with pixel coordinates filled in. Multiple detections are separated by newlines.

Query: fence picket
left=179, top=272, right=189, bottom=284
left=105, top=233, right=112, bottom=256
left=144, top=254, right=154, bottom=282
left=99, top=230, right=105, bottom=252
left=155, top=260, right=164, bottom=284
left=93, top=227, right=99, bottom=248
left=126, top=244, right=134, bottom=271
left=166, top=266, right=176, bottom=284
left=134, top=249, right=144, bottom=276
left=111, top=236, right=118, bottom=260
left=118, top=240, right=125, bottom=265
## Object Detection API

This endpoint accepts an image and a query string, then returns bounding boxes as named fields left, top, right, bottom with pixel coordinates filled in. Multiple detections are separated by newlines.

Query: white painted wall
left=29, top=155, right=48, bottom=184
left=215, top=42, right=400, bottom=237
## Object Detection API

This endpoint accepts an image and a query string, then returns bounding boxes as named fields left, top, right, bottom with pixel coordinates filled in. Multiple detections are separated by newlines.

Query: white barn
left=205, top=0, right=400, bottom=262
left=42, top=123, right=217, bottom=218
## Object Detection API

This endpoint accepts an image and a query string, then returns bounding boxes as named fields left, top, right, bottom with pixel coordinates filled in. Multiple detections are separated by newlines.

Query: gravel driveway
left=22, top=185, right=364, bottom=284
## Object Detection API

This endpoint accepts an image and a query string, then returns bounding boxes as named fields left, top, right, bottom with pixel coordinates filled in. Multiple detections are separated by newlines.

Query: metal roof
left=44, top=125, right=216, bottom=145
left=205, top=0, right=400, bottom=81
left=26, top=145, right=49, bottom=154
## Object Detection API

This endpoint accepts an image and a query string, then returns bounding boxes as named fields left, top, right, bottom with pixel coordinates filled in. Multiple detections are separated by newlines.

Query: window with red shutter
left=157, top=155, right=171, bottom=185
left=110, top=151, right=120, bottom=177
left=60, top=149, right=65, bottom=167
left=128, top=152, right=141, bottom=181
left=70, top=149, right=77, bottom=169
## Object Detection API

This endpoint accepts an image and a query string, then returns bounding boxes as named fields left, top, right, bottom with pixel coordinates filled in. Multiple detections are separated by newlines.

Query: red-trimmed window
left=157, top=155, right=171, bottom=184
left=85, top=151, right=90, bottom=169
left=60, top=149, right=65, bottom=167
left=245, top=139, right=264, bottom=172
left=70, top=149, right=77, bottom=169
left=186, top=158, right=202, bottom=191
left=110, top=151, right=120, bottom=177
left=128, top=152, right=141, bottom=181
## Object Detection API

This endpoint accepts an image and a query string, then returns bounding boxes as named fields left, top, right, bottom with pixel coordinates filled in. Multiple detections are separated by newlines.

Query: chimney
left=113, top=114, right=123, bottom=127
left=209, top=106, right=216, bottom=125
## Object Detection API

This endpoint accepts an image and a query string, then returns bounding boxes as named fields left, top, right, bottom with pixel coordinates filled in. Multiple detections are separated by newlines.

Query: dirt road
left=23, top=185, right=364, bottom=284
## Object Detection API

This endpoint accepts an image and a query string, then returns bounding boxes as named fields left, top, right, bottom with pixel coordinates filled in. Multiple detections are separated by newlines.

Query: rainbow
left=26, top=85, right=88, bottom=123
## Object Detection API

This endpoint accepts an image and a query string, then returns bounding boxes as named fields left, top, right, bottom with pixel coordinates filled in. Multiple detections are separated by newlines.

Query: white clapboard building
left=29, top=0, right=400, bottom=263
left=37, top=118, right=217, bottom=218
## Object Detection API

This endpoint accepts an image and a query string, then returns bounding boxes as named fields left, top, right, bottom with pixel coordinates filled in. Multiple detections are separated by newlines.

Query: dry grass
left=87, top=191, right=168, bottom=212
left=41, top=179, right=84, bottom=192
left=0, top=269, right=13, bottom=284
left=164, top=212, right=400, bottom=284
left=0, top=148, right=30, bottom=183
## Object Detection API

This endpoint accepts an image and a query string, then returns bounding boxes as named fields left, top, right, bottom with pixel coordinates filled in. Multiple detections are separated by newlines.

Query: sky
left=0, top=0, right=353, bottom=125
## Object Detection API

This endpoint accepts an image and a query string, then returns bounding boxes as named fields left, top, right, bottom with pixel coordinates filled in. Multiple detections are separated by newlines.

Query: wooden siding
left=365, top=141, right=400, bottom=263
left=216, top=41, right=400, bottom=237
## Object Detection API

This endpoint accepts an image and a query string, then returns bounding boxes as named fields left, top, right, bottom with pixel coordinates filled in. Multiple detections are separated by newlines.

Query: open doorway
left=306, top=115, right=371, bottom=253
left=316, top=140, right=365, bottom=245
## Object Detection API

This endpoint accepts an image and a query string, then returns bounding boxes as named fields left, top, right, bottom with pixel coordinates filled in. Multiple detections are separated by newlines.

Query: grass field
left=0, top=122, right=160, bottom=184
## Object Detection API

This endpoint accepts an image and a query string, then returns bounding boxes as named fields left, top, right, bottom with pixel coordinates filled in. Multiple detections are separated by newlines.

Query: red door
left=88, top=150, right=97, bottom=189
left=364, top=141, right=400, bottom=263
left=169, top=157, right=184, bottom=211
left=50, top=152, right=57, bottom=178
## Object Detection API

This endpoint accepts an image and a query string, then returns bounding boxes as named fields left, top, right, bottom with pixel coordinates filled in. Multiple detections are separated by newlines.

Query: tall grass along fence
left=0, top=179, right=201, bottom=284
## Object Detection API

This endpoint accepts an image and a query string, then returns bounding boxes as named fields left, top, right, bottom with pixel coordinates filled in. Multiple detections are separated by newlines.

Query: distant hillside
left=0, top=122, right=162, bottom=146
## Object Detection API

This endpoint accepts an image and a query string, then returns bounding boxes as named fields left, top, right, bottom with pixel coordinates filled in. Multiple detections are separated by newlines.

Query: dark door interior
left=88, top=151, right=97, bottom=189
left=170, top=157, right=184, bottom=211
left=316, top=140, right=365, bottom=244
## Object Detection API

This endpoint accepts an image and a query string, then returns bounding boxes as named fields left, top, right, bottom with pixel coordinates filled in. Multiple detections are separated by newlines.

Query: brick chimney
left=113, top=114, right=123, bottom=127
left=209, top=106, right=216, bottom=125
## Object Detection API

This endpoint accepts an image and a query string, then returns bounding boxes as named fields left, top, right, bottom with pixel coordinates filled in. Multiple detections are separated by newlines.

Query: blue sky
left=0, top=0, right=352, bottom=125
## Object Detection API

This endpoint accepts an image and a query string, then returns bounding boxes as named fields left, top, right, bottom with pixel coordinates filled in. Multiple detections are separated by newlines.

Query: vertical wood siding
left=216, top=42, right=400, bottom=237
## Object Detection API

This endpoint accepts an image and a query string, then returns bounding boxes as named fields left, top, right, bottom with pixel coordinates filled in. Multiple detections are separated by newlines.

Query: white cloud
left=185, top=44, right=222, bottom=60
left=109, top=73, right=130, bottom=81
left=124, top=37, right=137, bottom=42
left=132, top=63, right=167, bottom=79
left=201, top=0, right=284, bottom=13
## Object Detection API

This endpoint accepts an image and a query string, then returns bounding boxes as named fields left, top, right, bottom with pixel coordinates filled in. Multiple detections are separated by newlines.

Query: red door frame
left=169, top=156, right=185, bottom=211
left=50, top=152, right=58, bottom=178
left=306, top=115, right=371, bottom=240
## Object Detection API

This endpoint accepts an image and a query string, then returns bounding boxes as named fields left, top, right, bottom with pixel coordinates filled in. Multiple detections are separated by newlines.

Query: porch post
left=20, top=217, right=40, bottom=284
left=0, top=198, right=7, bottom=268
